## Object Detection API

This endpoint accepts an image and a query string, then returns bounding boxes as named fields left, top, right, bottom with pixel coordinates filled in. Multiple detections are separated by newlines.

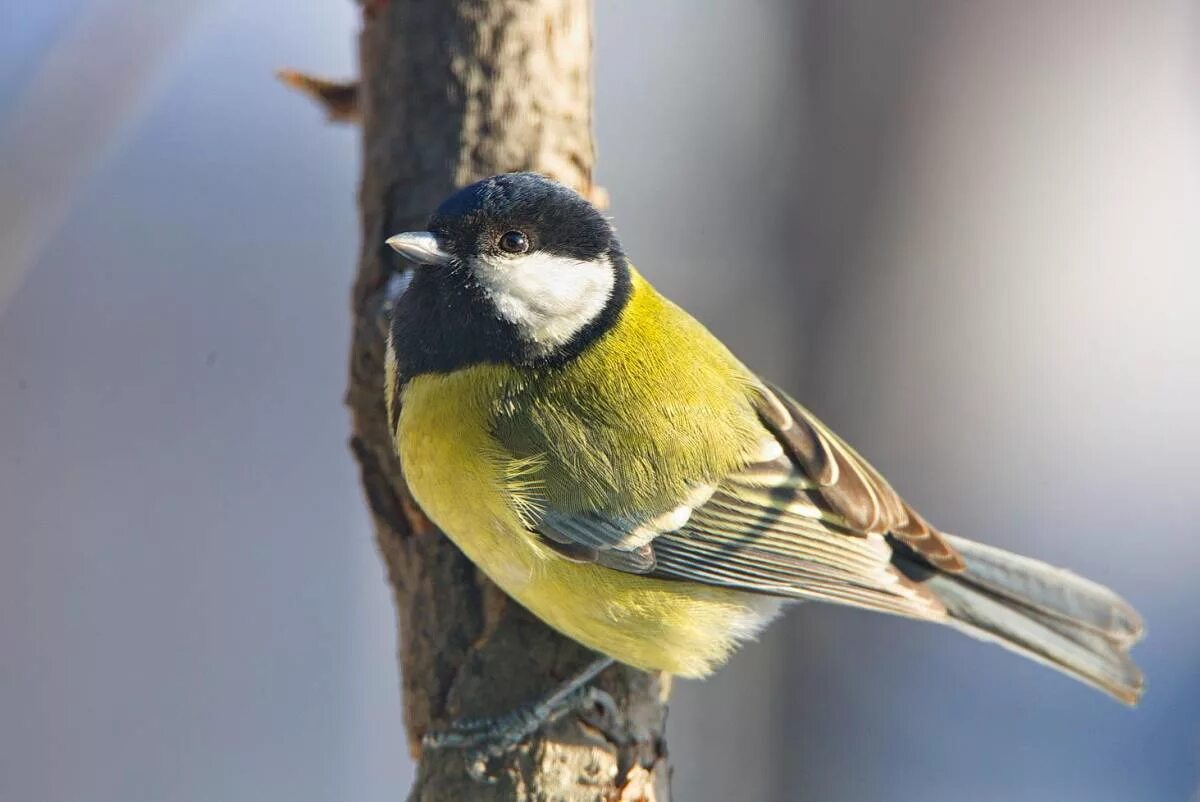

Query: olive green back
left=491, top=269, right=766, bottom=520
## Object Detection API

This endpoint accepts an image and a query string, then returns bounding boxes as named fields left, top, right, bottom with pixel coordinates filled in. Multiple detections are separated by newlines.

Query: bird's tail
left=891, top=534, right=1145, bottom=704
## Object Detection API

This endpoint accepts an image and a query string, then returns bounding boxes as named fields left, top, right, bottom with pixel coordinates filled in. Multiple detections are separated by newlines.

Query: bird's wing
left=754, top=382, right=965, bottom=573
left=534, top=382, right=964, bottom=620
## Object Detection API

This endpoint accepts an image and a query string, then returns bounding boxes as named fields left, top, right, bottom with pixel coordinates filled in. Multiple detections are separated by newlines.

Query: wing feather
left=525, top=381, right=960, bottom=622
left=756, top=383, right=966, bottom=572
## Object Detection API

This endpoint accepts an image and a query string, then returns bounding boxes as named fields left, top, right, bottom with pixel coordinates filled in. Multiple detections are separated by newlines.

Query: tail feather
left=891, top=535, right=1145, bottom=705
left=943, top=534, right=1144, bottom=646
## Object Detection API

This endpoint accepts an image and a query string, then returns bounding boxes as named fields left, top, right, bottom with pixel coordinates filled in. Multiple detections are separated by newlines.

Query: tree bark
left=346, top=1, right=671, bottom=799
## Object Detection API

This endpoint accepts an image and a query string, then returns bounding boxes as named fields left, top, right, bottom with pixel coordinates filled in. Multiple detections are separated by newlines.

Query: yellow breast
left=394, top=365, right=779, bottom=677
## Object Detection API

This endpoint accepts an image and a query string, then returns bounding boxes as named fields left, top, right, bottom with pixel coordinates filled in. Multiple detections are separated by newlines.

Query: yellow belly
left=395, top=367, right=777, bottom=677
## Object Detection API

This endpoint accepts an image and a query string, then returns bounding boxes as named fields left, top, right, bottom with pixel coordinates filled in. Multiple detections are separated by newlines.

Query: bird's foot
left=422, top=657, right=617, bottom=783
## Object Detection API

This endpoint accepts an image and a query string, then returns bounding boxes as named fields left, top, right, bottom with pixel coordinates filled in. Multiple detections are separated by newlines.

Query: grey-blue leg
left=423, top=656, right=618, bottom=782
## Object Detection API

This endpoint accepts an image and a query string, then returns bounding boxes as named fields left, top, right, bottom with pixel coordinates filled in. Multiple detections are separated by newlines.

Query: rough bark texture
left=346, top=2, right=671, bottom=799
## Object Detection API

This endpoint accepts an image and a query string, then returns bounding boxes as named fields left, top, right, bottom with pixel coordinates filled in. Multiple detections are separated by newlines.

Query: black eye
left=498, top=230, right=529, bottom=254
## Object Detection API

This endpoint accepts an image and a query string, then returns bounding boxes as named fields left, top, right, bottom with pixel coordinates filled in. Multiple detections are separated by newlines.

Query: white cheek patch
left=470, top=252, right=616, bottom=350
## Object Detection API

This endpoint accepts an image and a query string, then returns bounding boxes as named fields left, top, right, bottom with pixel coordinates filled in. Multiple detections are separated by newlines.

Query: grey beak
left=385, top=231, right=452, bottom=266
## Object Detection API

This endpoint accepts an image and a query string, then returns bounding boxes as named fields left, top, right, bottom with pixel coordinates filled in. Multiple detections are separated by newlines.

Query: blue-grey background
left=2, top=2, right=1197, bottom=801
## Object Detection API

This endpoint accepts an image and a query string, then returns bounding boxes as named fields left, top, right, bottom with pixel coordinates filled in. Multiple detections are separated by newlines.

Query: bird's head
left=386, top=173, right=631, bottom=374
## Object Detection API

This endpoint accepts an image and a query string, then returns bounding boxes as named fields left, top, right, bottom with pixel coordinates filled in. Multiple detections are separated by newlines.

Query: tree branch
left=339, top=1, right=669, bottom=798
left=276, top=70, right=359, bottom=123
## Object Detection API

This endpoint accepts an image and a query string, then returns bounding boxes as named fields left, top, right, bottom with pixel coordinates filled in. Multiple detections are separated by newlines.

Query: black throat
left=388, top=251, right=632, bottom=384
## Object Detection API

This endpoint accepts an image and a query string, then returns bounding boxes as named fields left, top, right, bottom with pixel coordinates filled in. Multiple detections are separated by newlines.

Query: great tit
left=384, top=173, right=1144, bottom=739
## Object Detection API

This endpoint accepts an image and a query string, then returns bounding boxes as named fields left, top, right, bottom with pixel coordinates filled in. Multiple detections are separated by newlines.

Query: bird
left=383, top=171, right=1144, bottom=770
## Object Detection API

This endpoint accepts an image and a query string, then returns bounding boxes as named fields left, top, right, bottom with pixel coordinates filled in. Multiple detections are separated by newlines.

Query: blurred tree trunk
left=345, top=1, right=671, bottom=799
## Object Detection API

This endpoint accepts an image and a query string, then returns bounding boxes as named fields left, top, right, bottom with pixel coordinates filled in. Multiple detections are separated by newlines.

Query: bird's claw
left=423, top=682, right=620, bottom=783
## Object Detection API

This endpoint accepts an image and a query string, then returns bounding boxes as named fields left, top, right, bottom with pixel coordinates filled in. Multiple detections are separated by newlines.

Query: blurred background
left=2, top=1, right=1197, bottom=800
